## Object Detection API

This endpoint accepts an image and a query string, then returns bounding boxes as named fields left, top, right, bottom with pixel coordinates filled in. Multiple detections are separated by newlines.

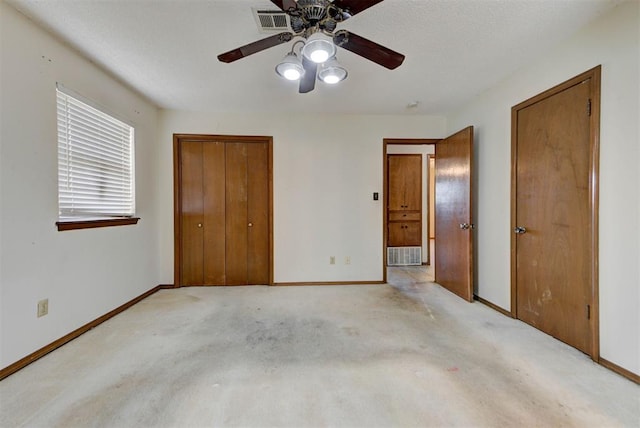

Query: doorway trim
left=510, top=66, right=601, bottom=360
left=383, top=139, right=440, bottom=282
left=173, top=134, right=274, bottom=287
left=426, top=154, right=436, bottom=266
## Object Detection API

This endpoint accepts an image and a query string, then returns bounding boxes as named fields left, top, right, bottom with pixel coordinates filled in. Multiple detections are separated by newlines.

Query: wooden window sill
left=56, top=217, right=140, bottom=231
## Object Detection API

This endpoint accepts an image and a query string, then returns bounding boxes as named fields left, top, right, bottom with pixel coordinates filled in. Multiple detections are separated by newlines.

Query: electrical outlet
left=330, top=256, right=335, bottom=265
left=345, top=256, right=351, bottom=265
left=37, top=299, right=48, bottom=318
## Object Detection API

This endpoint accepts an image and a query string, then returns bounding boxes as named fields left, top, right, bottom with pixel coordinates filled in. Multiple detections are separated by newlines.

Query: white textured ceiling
left=7, top=0, right=622, bottom=115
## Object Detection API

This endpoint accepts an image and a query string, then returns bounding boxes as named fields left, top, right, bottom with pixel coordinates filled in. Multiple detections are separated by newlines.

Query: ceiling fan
left=217, top=0, right=405, bottom=93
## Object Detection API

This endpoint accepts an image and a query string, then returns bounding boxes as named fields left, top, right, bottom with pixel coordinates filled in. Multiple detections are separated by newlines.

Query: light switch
left=373, top=192, right=379, bottom=201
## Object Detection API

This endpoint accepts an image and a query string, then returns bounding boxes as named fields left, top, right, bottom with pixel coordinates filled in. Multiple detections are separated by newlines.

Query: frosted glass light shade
left=318, top=58, right=348, bottom=84
left=302, top=32, right=336, bottom=64
left=275, top=53, right=305, bottom=81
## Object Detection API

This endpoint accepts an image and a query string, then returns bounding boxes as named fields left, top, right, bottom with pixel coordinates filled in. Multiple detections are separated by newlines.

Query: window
left=56, top=85, right=138, bottom=231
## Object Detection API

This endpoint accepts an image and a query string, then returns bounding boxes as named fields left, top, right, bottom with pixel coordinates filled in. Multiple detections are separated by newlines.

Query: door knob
left=248, top=223, right=253, bottom=227
left=459, top=223, right=473, bottom=230
left=197, top=223, right=202, bottom=228
left=514, top=226, right=527, bottom=234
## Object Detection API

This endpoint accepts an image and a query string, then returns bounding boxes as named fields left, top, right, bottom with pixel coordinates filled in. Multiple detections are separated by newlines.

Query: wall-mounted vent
left=387, top=247, right=422, bottom=266
left=252, top=8, right=290, bottom=33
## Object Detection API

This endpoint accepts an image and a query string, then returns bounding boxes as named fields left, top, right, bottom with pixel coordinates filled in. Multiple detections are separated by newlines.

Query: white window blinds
left=57, top=87, right=135, bottom=219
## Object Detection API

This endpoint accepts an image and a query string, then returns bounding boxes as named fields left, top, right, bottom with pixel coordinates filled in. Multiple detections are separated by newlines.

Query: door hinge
left=587, top=99, right=592, bottom=116
left=586, top=304, right=591, bottom=320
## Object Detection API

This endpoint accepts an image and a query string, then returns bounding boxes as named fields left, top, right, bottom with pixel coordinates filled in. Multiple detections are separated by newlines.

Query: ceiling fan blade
left=218, top=32, right=294, bottom=63
left=299, top=56, right=317, bottom=94
left=270, top=0, right=298, bottom=11
left=332, top=0, right=384, bottom=17
left=333, top=30, right=404, bottom=70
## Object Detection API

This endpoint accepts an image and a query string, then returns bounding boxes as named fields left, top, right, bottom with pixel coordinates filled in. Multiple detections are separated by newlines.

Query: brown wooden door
left=435, top=127, right=474, bottom=302
left=225, top=142, right=270, bottom=285
left=180, top=141, right=205, bottom=286
left=513, top=74, right=597, bottom=355
left=202, top=142, right=226, bottom=285
left=247, top=142, right=270, bottom=285
left=225, top=143, right=249, bottom=285
left=180, top=140, right=227, bottom=285
left=175, top=135, right=271, bottom=286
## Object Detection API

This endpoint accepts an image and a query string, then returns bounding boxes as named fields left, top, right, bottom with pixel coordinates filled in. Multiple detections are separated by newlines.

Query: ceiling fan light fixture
left=318, top=57, right=348, bottom=84
left=275, top=52, right=305, bottom=81
left=302, top=32, right=336, bottom=64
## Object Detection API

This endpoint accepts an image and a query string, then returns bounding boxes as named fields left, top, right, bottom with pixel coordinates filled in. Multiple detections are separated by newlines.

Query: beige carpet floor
left=1, top=266, right=638, bottom=427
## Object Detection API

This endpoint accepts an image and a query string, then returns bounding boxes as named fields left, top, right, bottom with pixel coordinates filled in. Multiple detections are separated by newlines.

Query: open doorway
left=383, top=139, right=438, bottom=283
left=383, top=128, right=475, bottom=302
left=385, top=143, right=435, bottom=269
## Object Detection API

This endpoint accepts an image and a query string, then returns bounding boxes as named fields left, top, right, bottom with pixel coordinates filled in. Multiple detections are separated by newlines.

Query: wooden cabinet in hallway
left=175, top=135, right=272, bottom=286
left=387, top=154, right=422, bottom=247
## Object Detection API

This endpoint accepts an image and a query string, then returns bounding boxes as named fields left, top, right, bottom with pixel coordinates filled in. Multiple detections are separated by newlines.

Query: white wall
left=448, top=0, right=639, bottom=375
left=0, top=3, right=161, bottom=368
left=157, top=112, right=446, bottom=284
left=386, top=145, right=435, bottom=263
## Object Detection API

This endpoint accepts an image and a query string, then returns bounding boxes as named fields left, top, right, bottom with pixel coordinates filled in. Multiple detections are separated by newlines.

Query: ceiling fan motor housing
left=290, top=0, right=340, bottom=34
left=299, top=0, right=327, bottom=21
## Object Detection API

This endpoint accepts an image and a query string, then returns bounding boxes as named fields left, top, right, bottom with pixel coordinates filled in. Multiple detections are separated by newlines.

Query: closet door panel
left=388, top=222, right=421, bottom=247
left=247, top=142, right=270, bottom=285
left=403, top=155, right=422, bottom=211
left=387, top=223, right=405, bottom=247
left=403, top=222, right=422, bottom=246
left=225, top=143, right=249, bottom=285
left=180, top=141, right=204, bottom=285
left=387, top=156, right=404, bottom=211
left=203, top=141, right=226, bottom=285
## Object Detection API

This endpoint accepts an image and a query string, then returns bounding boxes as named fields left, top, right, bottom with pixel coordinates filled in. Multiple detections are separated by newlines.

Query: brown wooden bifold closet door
left=203, top=142, right=226, bottom=285
left=176, top=135, right=271, bottom=286
left=180, top=141, right=206, bottom=286
left=224, top=142, right=270, bottom=285
left=225, top=143, right=249, bottom=285
left=246, top=142, right=270, bottom=285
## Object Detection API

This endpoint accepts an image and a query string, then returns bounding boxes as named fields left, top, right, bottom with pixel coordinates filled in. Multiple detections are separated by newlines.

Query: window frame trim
left=56, top=217, right=140, bottom=232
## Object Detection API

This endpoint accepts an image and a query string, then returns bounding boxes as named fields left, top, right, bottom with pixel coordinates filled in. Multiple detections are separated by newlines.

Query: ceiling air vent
left=252, top=8, right=291, bottom=33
